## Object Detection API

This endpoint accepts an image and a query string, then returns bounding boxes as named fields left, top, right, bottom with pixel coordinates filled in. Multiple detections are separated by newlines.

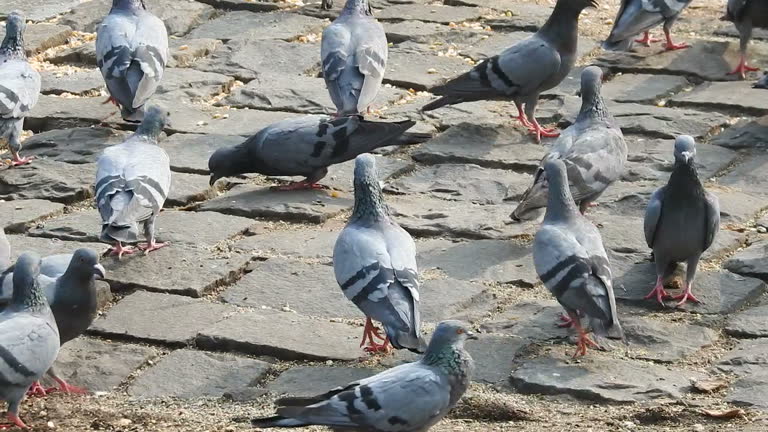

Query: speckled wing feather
left=704, top=191, right=720, bottom=252
left=643, top=186, right=666, bottom=248
left=0, top=59, right=40, bottom=119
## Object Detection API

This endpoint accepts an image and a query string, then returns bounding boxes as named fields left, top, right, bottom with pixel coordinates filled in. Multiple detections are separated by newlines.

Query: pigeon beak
left=93, top=264, right=106, bottom=279
left=466, top=331, right=479, bottom=340
left=209, top=174, right=220, bottom=187
left=681, top=151, right=694, bottom=165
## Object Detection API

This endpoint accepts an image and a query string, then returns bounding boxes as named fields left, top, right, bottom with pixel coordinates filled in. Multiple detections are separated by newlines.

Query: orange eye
left=456, top=329, right=464, bottom=334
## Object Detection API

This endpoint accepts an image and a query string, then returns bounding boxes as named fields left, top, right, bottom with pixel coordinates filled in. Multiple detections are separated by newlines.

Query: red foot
left=635, top=32, right=660, bottom=46
left=52, top=377, right=89, bottom=395
left=663, top=41, right=689, bottom=51
left=137, top=241, right=170, bottom=255
left=527, top=119, right=560, bottom=143
left=10, top=154, right=35, bottom=167
left=643, top=277, right=670, bottom=305
left=728, top=57, right=760, bottom=80
left=363, top=337, right=391, bottom=354
left=106, top=242, right=136, bottom=260
left=360, top=318, right=391, bottom=353
left=573, top=330, right=600, bottom=358
left=556, top=312, right=574, bottom=328
left=272, top=181, right=324, bottom=191
left=102, top=96, right=119, bottom=107
left=0, top=413, right=27, bottom=430
left=26, top=382, right=47, bottom=398
left=514, top=103, right=532, bottom=128
left=672, top=284, right=701, bottom=307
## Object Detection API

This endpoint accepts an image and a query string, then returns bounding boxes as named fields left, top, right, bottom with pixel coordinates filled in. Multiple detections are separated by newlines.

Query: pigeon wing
left=0, top=59, right=40, bottom=119
left=643, top=186, right=666, bottom=248
left=0, top=313, right=59, bottom=385
left=703, top=191, right=720, bottom=252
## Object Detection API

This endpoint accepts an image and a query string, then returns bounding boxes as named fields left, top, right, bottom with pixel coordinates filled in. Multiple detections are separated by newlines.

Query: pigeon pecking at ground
left=95, top=0, right=169, bottom=122
left=321, top=0, right=385, bottom=116
left=533, top=159, right=624, bottom=358
left=643, top=135, right=720, bottom=307
left=722, top=0, right=768, bottom=79
left=512, top=66, right=627, bottom=221
left=421, top=0, right=597, bottom=142
left=0, top=253, right=60, bottom=429
left=96, top=106, right=171, bottom=258
left=251, top=320, right=476, bottom=431
left=0, top=11, right=41, bottom=167
left=755, top=71, right=768, bottom=88
left=208, top=115, right=430, bottom=191
left=603, top=0, right=693, bottom=51
left=0, top=249, right=105, bottom=397
left=333, top=154, right=426, bottom=354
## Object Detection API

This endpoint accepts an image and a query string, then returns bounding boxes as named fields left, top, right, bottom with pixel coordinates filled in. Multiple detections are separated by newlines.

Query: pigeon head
left=560, top=0, right=599, bottom=12
left=576, top=66, right=610, bottom=122
left=351, top=154, right=388, bottom=222
left=208, top=143, right=253, bottom=187
left=112, top=0, right=147, bottom=10
left=343, top=0, right=373, bottom=15
left=1, top=11, right=26, bottom=54
left=135, top=106, right=168, bottom=141
left=65, top=249, right=106, bottom=282
left=428, top=320, right=478, bottom=348
left=11, top=252, right=47, bottom=310
left=542, top=159, right=577, bottom=221
left=673, top=135, right=696, bottom=167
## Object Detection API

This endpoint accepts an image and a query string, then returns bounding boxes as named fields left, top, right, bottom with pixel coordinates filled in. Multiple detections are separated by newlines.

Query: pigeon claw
left=26, top=382, right=47, bottom=398
left=728, top=58, right=760, bottom=80
left=10, top=154, right=34, bottom=167
left=102, top=96, right=120, bottom=107
left=138, top=241, right=170, bottom=255
left=556, top=312, right=574, bottom=328
left=634, top=32, right=660, bottom=46
left=527, top=120, right=560, bottom=143
left=663, top=41, right=689, bottom=51
left=672, top=284, right=701, bottom=307
left=0, top=413, right=27, bottom=430
left=106, top=243, right=136, bottom=259
left=52, top=377, right=89, bottom=395
left=643, top=283, right=670, bottom=306
left=272, top=181, right=324, bottom=191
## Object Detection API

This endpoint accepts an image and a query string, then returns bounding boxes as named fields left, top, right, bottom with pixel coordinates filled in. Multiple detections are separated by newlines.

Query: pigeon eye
left=456, top=329, right=464, bottom=335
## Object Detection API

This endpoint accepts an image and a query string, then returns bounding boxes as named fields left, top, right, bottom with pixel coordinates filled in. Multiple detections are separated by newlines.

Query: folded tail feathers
left=250, top=416, right=308, bottom=428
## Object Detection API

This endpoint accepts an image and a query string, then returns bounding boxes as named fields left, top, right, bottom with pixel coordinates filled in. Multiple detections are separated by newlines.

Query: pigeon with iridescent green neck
left=252, top=320, right=477, bottom=431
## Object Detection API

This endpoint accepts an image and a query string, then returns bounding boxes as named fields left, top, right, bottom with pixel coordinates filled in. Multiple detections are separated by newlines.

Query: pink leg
left=272, top=180, right=324, bottom=191
left=26, top=381, right=47, bottom=398
left=662, top=28, right=689, bottom=51
left=728, top=55, right=760, bottom=80
left=514, top=102, right=532, bottom=128
left=570, top=312, right=599, bottom=358
left=672, top=282, right=701, bottom=307
left=557, top=312, right=574, bottom=328
left=643, top=276, right=670, bottom=305
left=526, top=117, right=560, bottom=143
left=635, top=31, right=661, bottom=46
left=360, top=318, right=390, bottom=353
left=137, top=240, right=169, bottom=254
left=48, top=376, right=88, bottom=395
left=0, top=413, right=27, bottom=429
left=9, top=152, right=34, bottom=167
left=102, top=96, right=119, bottom=107
left=106, top=242, right=136, bottom=259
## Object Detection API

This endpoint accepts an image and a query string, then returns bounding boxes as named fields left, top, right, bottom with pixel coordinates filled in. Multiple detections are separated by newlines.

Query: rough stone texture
left=376, top=4, right=482, bottom=23
left=46, top=41, right=98, bottom=66
left=233, top=225, right=340, bottom=259
left=719, top=152, right=768, bottom=196
left=129, top=349, right=271, bottom=398
left=91, top=291, right=233, bottom=345
left=1, top=1, right=81, bottom=22
left=383, top=21, right=481, bottom=44
left=726, top=305, right=768, bottom=338
left=23, top=24, right=74, bottom=57
left=725, top=240, right=768, bottom=282
left=461, top=33, right=597, bottom=65
left=712, top=115, right=768, bottom=149
left=0, top=160, right=95, bottom=204
left=622, top=316, right=718, bottom=363
left=0, top=199, right=64, bottom=233
left=169, top=38, right=222, bottom=68
left=25, top=95, right=119, bottom=131
left=20, top=127, right=129, bottom=164
left=481, top=300, right=570, bottom=342
left=270, top=155, right=413, bottom=193
left=159, top=133, right=245, bottom=174
left=195, top=0, right=284, bottom=13
left=157, top=69, right=234, bottom=99
left=267, top=367, right=377, bottom=398
left=671, top=81, right=768, bottom=115
left=5, top=235, right=106, bottom=261
left=189, top=11, right=325, bottom=42
left=718, top=339, right=768, bottom=376
left=40, top=69, right=104, bottom=96
left=465, top=335, right=528, bottom=385
left=622, top=138, right=737, bottom=183
left=603, top=73, right=691, bottom=104
left=385, top=42, right=472, bottom=90
left=196, top=310, right=362, bottom=361
left=168, top=172, right=222, bottom=206
left=483, top=3, right=553, bottom=31
left=726, top=373, right=768, bottom=411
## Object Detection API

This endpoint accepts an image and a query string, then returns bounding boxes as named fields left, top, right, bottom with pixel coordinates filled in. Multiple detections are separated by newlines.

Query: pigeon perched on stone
left=0, top=11, right=41, bottom=167
left=96, top=106, right=171, bottom=258
left=0, top=229, right=9, bottom=271
left=251, top=320, right=476, bottom=431
left=333, top=154, right=425, bottom=353
left=512, top=66, right=627, bottom=221
left=0, top=253, right=59, bottom=429
left=755, top=71, right=768, bottom=88
left=533, top=159, right=624, bottom=357
left=723, top=0, right=768, bottom=79
left=208, top=115, right=428, bottom=191
left=95, top=0, right=169, bottom=122
left=421, top=0, right=597, bottom=142
left=643, top=135, right=720, bottom=307
left=0, top=249, right=105, bottom=396
left=321, top=0, right=385, bottom=116
left=603, top=0, right=693, bottom=51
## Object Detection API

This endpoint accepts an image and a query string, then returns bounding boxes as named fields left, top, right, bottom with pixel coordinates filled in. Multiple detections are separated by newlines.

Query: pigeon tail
left=120, top=106, right=144, bottom=123
left=388, top=327, right=427, bottom=354
left=422, top=95, right=461, bottom=112
left=601, top=38, right=633, bottom=52
left=102, top=191, right=142, bottom=243
left=251, top=416, right=308, bottom=428
left=512, top=168, right=548, bottom=221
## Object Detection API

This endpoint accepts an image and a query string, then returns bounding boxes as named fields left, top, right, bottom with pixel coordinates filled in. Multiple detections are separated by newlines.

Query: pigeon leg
left=728, top=55, right=760, bottom=80
left=272, top=180, right=325, bottom=191
left=672, top=282, right=701, bottom=307
left=556, top=312, right=574, bottom=328
left=364, top=336, right=391, bottom=354
left=513, top=102, right=532, bottom=127
left=102, top=95, right=120, bottom=107
left=0, top=413, right=27, bottom=430
left=26, top=382, right=47, bottom=398
left=106, top=241, right=136, bottom=259
left=138, top=218, right=169, bottom=254
left=321, top=0, right=333, bottom=10
left=47, top=367, right=88, bottom=394
left=570, top=312, right=598, bottom=358
left=662, top=28, right=689, bottom=51
left=579, top=201, right=599, bottom=214
left=643, top=276, right=670, bottom=305
left=527, top=118, right=560, bottom=143
left=9, top=152, right=34, bottom=166
left=634, top=31, right=660, bottom=46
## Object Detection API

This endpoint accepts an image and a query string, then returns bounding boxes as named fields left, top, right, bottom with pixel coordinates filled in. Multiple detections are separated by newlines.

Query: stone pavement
left=1, top=0, right=768, bottom=429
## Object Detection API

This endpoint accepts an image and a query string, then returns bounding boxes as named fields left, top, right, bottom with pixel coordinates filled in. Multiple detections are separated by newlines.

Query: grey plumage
left=512, top=66, right=627, bottom=221
left=0, top=253, right=59, bottom=429
left=533, top=159, right=623, bottom=357
left=321, top=0, right=334, bottom=10
left=755, top=71, right=768, bottom=88
left=95, top=0, right=169, bottom=122
left=422, top=0, right=596, bottom=142
left=333, top=154, right=426, bottom=353
left=643, top=136, right=720, bottom=307
left=603, top=0, right=692, bottom=51
left=322, top=0, right=386, bottom=116
left=96, top=106, right=171, bottom=256
left=252, top=320, right=476, bottom=431
left=208, top=115, right=428, bottom=189
left=0, top=11, right=41, bottom=167
left=0, top=229, right=9, bottom=271
left=723, top=0, right=768, bottom=79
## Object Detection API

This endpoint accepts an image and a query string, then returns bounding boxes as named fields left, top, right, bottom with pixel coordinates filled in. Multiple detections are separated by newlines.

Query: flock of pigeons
left=0, top=0, right=762, bottom=430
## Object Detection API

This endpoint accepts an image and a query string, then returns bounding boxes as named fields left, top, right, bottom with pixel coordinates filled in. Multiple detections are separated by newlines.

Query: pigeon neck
left=538, top=1, right=583, bottom=54
left=112, top=0, right=145, bottom=11
left=668, top=162, right=703, bottom=197
left=422, top=342, right=472, bottom=397
left=12, top=279, right=48, bottom=312
left=576, top=86, right=611, bottom=124
left=351, top=177, right=388, bottom=223
left=134, top=125, right=162, bottom=142
left=0, top=29, right=25, bottom=59
left=543, top=169, right=578, bottom=222
left=342, top=0, right=371, bottom=15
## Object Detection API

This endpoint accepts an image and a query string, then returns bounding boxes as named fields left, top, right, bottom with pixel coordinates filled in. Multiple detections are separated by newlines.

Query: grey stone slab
left=419, top=100, right=537, bottom=130
left=726, top=373, right=768, bottom=412
left=159, top=133, right=245, bottom=175
left=196, top=310, right=362, bottom=361
left=444, top=0, right=519, bottom=9
left=195, top=0, right=285, bottom=13
left=622, top=316, right=718, bottom=363
left=49, top=337, right=157, bottom=392
left=725, top=239, right=768, bottom=282
left=670, top=81, right=768, bottom=115
left=156, top=68, right=234, bottom=100
left=622, top=138, right=738, bottom=183
left=20, top=127, right=129, bottom=164
left=465, top=335, right=527, bottom=385
left=718, top=339, right=768, bottom=376
left=189, top=11, right=325, bottom=42
left=5, top=235, right=106, bottom=261
left=715, top=24, right=768, bottom=41
left=129, top=349, right=271, bottom=398
left=385, top=42, right=473, bottom=90
left=483, top=3, right=553, bottom=32
left=23, top=24, right=74, bottom=56
left=481, top=300, right=570, bottom=343
left=0, top=199, right=64, bottom=233
left=267, top=367, right=377, bottom=398
left=712, top=186, right=766, bottom=224
left=25, top=95, right=118, bottom=131
left=510, top=354, right=704, bottom=402
left=383, top=21, right=482, bottom=45
left=0, top=160, right=94, bottom=204
left=719, top=152, right=768, bottom=197
left=1, top=1, right=81, bottom=22
left=726, top=305, right=768, bottom=338
left=460, top=33, right=597, bottom=64
left=198, top=185, right=353, bottom=224
left=102, top=245, right=252, bottom=297
left=47, top=41, right=97, bottom=66
left=91, top=290, right=233, bottom=345
left=233, top=225, right=340, bottom=260
left=376, top=4, right=482, bottom=24
left=603, top=73, right=691, bottom=104
left=169, top=38, right=222, bottom=68
left=40, top=68, right=103, bottom=96
left=712, top=115, right=768, bottom=149
left=271, top=155, right=413, bottom=193
left=168, top=172, right=221, bottom=206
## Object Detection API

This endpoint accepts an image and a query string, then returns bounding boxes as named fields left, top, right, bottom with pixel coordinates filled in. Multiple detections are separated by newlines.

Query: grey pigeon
left=321, top=0, right=334, bottom=10
left=533, top=159, right=624, bottom=357
left=421, top=0, right=597, bottom=142
left=333, top=154, right=425, bottom=353
left=0, top=229, right=9, bottom=271
left=603, top=0, right=692, bottom=51
left=643, top=135, right=719, bottom=307
left=96, top=106, right=171, bottom=258
left=0, top=12, right=41, bottom=167
left=95, top=0, right=169, bottom=122
left=252, top=320, right=476, bottom=431
left=0, top=253, right=59, bottom=429
left=322, top=0, right=385, bottom=116
left=723, top=0, right=768, bottom=79
left=208, top=115, right=429, bottom=191
left=755, top=71, right=768, bottom=88
left=0, top=249, right=105, bottom=396
left=512, top=66, right=627, bottom=221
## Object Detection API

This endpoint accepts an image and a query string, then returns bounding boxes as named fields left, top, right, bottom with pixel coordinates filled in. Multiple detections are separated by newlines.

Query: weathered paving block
left=726, top=305, right=768, bottom=338
left=47, top=41, right=97, bottom=66
left=510, top=354, right=704, bottom=402
left=385, top=42, right=472, bottom=90
left=270, top=155, right=413, bottom=193
left=48, top=337, right=158, bottom=392
left=383, top=21, right=481, bottom=45
left=725, top=239, right=768, bottom=282
left=159, top=133, right=245, bottom=174
left=709, top=186, right=766, bottom=224
left=715, top=24, right=768, bottom=41
left=198, top=185, right=353, bottom=224
left=481, top=300, right=571, bottom=342
left=267, top=367, right=377, bottom=398
left=0, top=199, right=64, bottom=233
left=169, top=38, right=222, bottom=68
left=196, top=310, right=362, bottom=361
left=128, top=349, right=271, bottom=399
left=419, top=100, right=543, bottom=129
left=5, top=235, right=107, bottom=260
left=168, top=172, right=219, bottom=206
left=602, top=73, right=690, bottom=104
left=233, top=225, right=340, bottom=260
left=1, top=1, right=80, bottom=23
left=25, top=95, right=120, bottom=131
left=622, top=316, right=718, bottom=363
left=156, top=69, right=234, bottom=100
left=0, top=160, right=95, bottom=204
left=465, top=335, right=528, bottom=385
left=189, top=11, right=326, bottom=42
left=717, top=338, right=768, bottom=376
left=195, top=0, right=284, bottom=13
left=670, top=81, right=768, bottom=115
left=376, top=4, right=483, bottom=23
left=726, top=373, right=768, bottom=411
left=444, top=0, right=520, bottom=9
left=712, top=115, right=768, bottom=149
left=91, top=291, right=233, bottom=345
left=622, top=138, right=737, bottom=183
left=40, top=69, right=104, bottom=96
left=483, top=3, right=553, bottom=31
left=719, top=152, right=768, bottom=197
left=20, top=127, right=129, bottom=164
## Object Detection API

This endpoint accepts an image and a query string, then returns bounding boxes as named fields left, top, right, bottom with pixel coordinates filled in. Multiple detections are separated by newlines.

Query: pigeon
left=0, top=253, right=59, bottom=429
left=333, top=154, right=425, bottom=353
left=95, top=0, right=169, bottom=122
left=321, top=0, right=334, bottom=10
left=421, top=0, right=597, bottom=142
left=208, top=115, right=429, bottom=191
left=0, top=11, right=41, bottom=167
left=96, top=106, right=171, bottom=258
left=251, top=320, right=476, bottom=431
left=723, top=0, right=768, bottom=79
left=0, top=249, right=105, bottom=396
left=512, top=66, right=627, bottom=221
left=321, top=0, right=385, bottom=116
left=603, top=0, right=693, bottom=52
left=0, top=229, right=9, bottom=271
left=643, top=135, right=720, bottom=307
left=533, top=159, right=624, bottom=357
left=755, top=71, right=768, bottom=88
